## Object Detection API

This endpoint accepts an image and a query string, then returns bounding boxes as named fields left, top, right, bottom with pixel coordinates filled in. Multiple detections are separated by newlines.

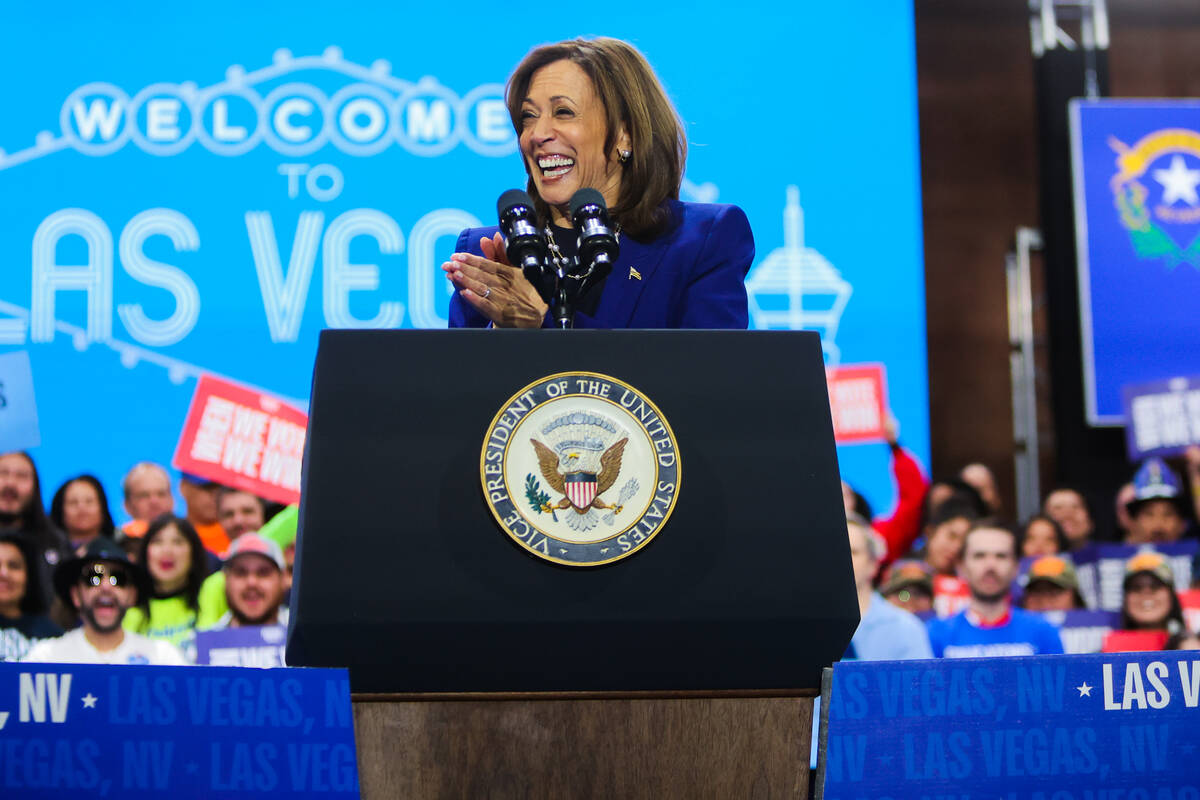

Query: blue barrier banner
left=0, top=662, right=358, bottom=798
left=1121, top=374, right=1200, bottom=459
left=0, top=351, right=40, bottom=453
left=823, top=652, right=1200, bottom=798
left=1070, top=99, right=1200, bottom=425
left=195, top=625, right=288, bottom=668
left=0, top=1, right=927, bottom=522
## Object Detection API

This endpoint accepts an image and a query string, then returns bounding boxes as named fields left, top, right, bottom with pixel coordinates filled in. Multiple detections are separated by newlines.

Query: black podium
left=287, top=329, right=856, bottom=797
left=287, top=328, right=855, bottom=692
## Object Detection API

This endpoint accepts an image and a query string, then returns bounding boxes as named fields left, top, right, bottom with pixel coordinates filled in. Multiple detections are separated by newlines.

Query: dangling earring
left=619, top=149, right=631, bottom=164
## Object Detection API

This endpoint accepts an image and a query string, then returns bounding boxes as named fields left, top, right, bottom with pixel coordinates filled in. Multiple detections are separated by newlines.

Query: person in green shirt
left=124, top=514, right=211, bottom=660
left=196, top=505, right=297, bottom=629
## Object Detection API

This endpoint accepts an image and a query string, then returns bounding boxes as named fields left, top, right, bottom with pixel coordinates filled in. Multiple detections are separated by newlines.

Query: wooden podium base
left=353, top=690, right=817, bottom=799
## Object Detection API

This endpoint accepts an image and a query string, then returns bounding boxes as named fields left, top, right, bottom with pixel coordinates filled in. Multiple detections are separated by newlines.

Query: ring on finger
left=482, top=286, right=491, bottom=299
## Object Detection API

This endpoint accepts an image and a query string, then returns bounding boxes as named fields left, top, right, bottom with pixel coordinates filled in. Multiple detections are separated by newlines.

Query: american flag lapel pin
left=629, top=266, right=642, bottom=280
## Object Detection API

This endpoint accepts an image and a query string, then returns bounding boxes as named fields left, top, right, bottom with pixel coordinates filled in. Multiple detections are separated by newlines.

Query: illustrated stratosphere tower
left=745, top=186, right=852, bottom=365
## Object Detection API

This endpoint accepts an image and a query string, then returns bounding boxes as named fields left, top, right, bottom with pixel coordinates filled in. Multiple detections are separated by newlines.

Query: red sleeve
left=872, top=445, right=929, bottom=563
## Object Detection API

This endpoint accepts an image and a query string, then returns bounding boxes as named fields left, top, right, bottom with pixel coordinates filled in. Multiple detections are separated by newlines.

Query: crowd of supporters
left=0, top=451, right=293, bottom=664
left=4, top=431, right=1200, bottom=668
left=842, top=432, right=1200, bottom=663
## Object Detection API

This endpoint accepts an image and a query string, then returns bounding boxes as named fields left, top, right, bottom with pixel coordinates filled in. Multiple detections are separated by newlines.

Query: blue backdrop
left=0, top=1, right=928, bottom=522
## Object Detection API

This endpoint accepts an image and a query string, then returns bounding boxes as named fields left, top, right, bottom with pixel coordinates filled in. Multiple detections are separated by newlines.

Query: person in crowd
left=49, top=475, right=115, bottom=552
left=959, top=462, right=1002, bottom=515
left=920, top=498, right=980, bottom=617
left=204, top=533, right=289, bottom=630
left=923, top=478, right=989, bottom=522
left=841, top=417, right=930, bottom=565
left=1019, top=514, right=1069, bottom=558
left=921, top=498, right=978, bottom=576
left=0, top=452, right=71, bottom=606
left=217, top=487, right=266, bottom=541
left=1043, top=486, right=1096, bottom=551
left=1113, top=482, right=1136, bottom=541
left=197, top=505, right=298, bottom=628
left=0, top=532, right=62, bottom=661
left=1124, top=457, right=1189, bottom=544
left=1102, top=551, right=1186, bottom=653
left=23, top=538, right=187, bottom=665
left=927, top=521, right=1064, bottom=658
left=1186, top=446, right=1200, bottom=524
left=1018, top=555, right=1086, bottom=612
left=878, top=559, right=935, bottom=615
left=119, top=462, right=175, bottom=542
left=123, top=514, right=208, bottom=654
left=445, top=37, right=753, bottom=330
left=843, top=517, right=932, bottom=659
left=180, top=474, right=229, bottom=556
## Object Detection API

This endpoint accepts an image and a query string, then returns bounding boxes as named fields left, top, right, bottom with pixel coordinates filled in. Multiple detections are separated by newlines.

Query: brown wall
left=916, top=0, right=1200, bottom=517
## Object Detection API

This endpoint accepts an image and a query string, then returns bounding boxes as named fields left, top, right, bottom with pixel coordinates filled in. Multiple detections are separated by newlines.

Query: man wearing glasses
left=23, top=540, right=189, bottom=665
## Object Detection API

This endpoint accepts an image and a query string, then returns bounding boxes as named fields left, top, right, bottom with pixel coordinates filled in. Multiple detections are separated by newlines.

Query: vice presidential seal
left=481, top=372, right=680, bottom=566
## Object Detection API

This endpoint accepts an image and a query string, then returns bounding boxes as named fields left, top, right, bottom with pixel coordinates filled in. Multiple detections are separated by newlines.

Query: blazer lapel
left=597, top=234, right=671, bottom=328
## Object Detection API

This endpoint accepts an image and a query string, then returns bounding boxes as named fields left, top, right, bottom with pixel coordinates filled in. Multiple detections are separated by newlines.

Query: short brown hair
left=506, top=37, right=685, bottom=239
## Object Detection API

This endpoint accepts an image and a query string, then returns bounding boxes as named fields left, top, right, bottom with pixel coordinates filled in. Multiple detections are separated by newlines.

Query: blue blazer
left=448, top=200, right=754, bottom=329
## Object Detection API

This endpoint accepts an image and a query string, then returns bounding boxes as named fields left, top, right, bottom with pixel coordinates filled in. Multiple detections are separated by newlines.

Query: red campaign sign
left=825, top=363, right=889, bottom=443
left=172, top=375, right=307, bottom=505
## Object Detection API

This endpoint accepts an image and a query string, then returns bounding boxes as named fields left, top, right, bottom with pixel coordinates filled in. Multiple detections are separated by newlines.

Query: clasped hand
left=442, top=233, right=549, bottom=328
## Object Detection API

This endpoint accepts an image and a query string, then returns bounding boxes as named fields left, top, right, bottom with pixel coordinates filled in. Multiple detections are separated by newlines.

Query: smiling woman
left=123, top=514, right=211, bottom=656
left=444, top=37, right=754, bottom=330
left=0, top=531, right=62, bottom=661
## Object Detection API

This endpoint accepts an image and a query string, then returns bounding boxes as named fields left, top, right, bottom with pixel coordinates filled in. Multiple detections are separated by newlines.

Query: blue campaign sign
left=1070, top=100, right=1200, bottom=425
left=822, top=652, right=1200, bottom=798
left=1121, top=374, right=1200, bottom=459
left=195, top=625, right=288, bottom=668
left=0, top=2, right=928, bottom=521
left=0, top=351, right=40, bottom=453
left=1069, top=541, right=1198, bottom=612
left=0, top=662, right=358, bottom=798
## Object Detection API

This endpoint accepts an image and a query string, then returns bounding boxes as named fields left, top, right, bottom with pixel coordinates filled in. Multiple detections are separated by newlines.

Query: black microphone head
left=569, top=188, right=606, bottom=220
left=498, top=189, right=536, bottom=219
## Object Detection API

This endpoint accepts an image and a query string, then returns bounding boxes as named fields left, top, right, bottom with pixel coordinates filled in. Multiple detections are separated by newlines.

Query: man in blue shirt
left=927, top=521, right=1064, bottom=659
left=846, top=517, right=933, bottom=660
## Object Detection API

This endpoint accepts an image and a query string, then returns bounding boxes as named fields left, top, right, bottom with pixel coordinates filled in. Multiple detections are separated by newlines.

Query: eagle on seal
left=531, top=437, right=628, bottom=514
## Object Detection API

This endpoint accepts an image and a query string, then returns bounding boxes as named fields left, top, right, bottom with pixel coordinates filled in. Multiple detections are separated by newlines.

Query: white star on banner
left=81, top=693, right=98, bottom=708
left=1153, top=154, right=1200, bottom=206
left=1076, top=682, right=1093, bottom=697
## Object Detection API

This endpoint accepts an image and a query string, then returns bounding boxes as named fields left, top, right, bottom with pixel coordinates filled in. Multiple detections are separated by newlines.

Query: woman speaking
left=443, top=37, right=754, bottom=329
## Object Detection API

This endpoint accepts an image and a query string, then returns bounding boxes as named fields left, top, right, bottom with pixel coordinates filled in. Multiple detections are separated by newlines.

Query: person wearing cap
left=1124, top=458, right=1189, bottom=544
left=926, top=521, right=1064, bottom=659
left=204, top=533, right=289, bottom=630
left=0, top=531, right=63, bottom=661
left=196, top=505, right=298, bottom=629
left=1101, top=551, right=1187, bottom=653
left=879, top=559, right=935, bottom=615
left=22, top=538, right=188, bottom=665
left=1019, top=555, right=1086, bottom=612
left=844, top=517, right=932, bottom=660
left=180, top=474, right=229, bottom=556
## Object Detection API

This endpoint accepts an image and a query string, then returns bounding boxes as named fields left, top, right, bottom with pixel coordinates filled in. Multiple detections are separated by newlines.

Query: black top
left=548, top=224, right=608, bottom=316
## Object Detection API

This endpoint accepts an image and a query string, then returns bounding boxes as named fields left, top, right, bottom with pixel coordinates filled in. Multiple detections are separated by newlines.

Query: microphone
left=497, top=189, right=554, bottom=303
left=569, top=188, right=619, bottom=279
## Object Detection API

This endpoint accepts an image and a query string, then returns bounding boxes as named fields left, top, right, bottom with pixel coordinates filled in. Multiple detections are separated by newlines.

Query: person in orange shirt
left=179, top=474, right=229, bottom=557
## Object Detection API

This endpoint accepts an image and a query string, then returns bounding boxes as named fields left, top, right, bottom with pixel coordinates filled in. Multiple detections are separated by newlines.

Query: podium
left=287, top=330, right=856, bottom=798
